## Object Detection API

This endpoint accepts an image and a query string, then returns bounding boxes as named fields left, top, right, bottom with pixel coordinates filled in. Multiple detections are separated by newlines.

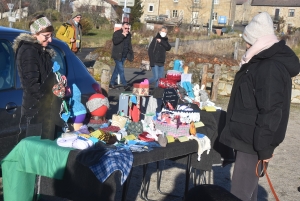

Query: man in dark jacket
left=109, top=22, right=134, bottom=90
left=148, top=26, right=171, bottom=87
left=219, top=12, right=300, bottom=201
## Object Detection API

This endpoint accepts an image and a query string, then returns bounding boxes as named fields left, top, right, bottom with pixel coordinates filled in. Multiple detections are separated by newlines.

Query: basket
left=154, top=120, right=190, bottom=138
left=132, top=83, right=149, bottom=96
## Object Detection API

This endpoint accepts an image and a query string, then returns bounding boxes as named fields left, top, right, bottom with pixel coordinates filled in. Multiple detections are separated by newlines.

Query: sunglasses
left=124, top=28, right=129, bottom=30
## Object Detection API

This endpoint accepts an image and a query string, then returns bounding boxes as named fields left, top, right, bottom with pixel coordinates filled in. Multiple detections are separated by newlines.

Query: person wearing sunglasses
left=13, top=15, right=64, bottom=140
left=56, top=12, right=82, bottom=54
left=219, top=12, right=300, bottom=201
left=109, top=22, right=134, bottom=90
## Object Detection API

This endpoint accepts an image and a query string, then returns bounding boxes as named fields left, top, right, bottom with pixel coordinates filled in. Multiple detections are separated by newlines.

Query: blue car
left=0, top=26, right=99, bottom=159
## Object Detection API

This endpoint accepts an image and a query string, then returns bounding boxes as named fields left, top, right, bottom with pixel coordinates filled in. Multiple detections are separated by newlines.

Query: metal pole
left=9, top=9, right=12, bottom=28
left=208, top=0, right=214, bottom=37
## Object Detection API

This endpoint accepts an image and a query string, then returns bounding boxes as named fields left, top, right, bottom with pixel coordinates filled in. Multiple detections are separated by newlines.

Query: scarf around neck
left=240, top=34, right=279, bottom=67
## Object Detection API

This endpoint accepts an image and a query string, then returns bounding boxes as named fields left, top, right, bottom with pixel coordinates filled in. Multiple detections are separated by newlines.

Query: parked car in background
left=0, top=26, right=99, bottom=160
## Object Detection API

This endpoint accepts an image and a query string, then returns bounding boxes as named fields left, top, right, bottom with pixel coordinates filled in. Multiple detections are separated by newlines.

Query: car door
left=0, top=39, right=23, bottom=159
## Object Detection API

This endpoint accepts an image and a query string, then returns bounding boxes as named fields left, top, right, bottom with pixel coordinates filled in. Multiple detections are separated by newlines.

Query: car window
left=49, top=45, right=67, bottom=76
left=0, top=40, right=14, bottom=90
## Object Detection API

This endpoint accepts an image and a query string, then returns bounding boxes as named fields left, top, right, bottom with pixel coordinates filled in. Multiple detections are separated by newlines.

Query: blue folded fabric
left=89, top=147, right=133, bottom=185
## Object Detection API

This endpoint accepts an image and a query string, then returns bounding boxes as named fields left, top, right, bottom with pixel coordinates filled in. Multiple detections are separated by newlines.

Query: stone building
left=141, top=0, right=236, bottom=28
left=236, top=0, right=300, bottom=33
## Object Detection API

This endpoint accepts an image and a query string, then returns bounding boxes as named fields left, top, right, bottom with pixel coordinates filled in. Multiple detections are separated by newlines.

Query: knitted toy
left=86, top=93, right=109, bottom=121
left=69, top=83, right=87, bottom=131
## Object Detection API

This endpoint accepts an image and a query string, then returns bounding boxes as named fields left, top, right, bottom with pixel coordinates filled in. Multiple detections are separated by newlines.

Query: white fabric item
left=144, top=96, right=158, bottom=124
left=61, top=133, right=78, bottom=138
left=190, top=135, right=211, bottom=161
left=57, top=135, right=78, bottom=147
left=72, top=137, right=93, bottom=150
left=57, top=136, right=93, bottom=150
left=180, top=74, right=192, bottom=86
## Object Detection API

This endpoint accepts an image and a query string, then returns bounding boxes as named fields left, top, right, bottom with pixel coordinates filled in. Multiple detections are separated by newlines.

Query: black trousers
left=231, top=151, right=259, bottom=201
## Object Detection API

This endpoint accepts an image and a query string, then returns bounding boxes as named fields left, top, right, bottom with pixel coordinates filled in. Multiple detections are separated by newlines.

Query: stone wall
left=170, top=62, right=300, bottom=104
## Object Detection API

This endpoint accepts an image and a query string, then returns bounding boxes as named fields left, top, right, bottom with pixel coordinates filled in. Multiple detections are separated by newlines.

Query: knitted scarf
left=240, top=34, right=279, bottom=67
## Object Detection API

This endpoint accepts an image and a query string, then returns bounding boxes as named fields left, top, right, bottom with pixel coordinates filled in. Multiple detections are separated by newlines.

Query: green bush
left=80, top=17, right=93, bottom=35
left=131, top=22, right=143, bottom=31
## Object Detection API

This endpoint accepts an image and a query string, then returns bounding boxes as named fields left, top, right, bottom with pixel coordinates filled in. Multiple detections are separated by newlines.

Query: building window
left=214, top=0, right=219, bottom=4
left=213, top=12, right=217, bottom=20
left=194, top=0, right=200, bottom=3
left=288, top=9, right=295, bottom=17
left=172, top=10, right=178, bottom=17
left=148, top=4, right=154, bottom=12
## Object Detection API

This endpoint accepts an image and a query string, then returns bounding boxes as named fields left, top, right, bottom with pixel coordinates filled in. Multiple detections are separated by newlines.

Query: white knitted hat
left=243, top=12, right=275, bottom=45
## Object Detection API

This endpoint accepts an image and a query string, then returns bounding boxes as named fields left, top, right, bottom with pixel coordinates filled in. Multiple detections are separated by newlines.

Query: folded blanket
left=89, top=147, right=133, bottom=185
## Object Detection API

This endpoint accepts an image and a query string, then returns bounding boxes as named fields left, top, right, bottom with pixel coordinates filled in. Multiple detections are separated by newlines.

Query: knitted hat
left=243, top=12, right=275, bottom=45
left=72, top=12, right=81, bottom=19
left=30, top=16, right=52, bottom=34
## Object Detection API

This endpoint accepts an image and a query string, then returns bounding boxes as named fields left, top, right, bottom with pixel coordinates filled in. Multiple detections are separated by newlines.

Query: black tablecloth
left=40, top=110, right=234, bottom=200
left=172, top=110, right=234, bottom=171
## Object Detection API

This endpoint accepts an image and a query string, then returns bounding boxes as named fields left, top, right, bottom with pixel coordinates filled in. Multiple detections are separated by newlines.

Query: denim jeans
left=110, top=58, right=127, bottom=86
left=148, top=65, right=164, bottom=87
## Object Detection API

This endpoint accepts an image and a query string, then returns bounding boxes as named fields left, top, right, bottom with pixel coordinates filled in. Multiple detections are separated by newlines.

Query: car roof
left=0, top=26, right=25, bottom=34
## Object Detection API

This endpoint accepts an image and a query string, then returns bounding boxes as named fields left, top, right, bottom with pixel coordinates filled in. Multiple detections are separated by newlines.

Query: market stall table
left=1, top=110, right=234, bottom=201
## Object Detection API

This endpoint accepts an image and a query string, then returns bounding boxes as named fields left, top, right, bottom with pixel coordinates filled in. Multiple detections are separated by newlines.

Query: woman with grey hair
left=148, top=26, right=171, bottom=87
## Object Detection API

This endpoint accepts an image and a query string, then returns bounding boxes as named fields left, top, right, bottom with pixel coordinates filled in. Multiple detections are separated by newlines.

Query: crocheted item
left=154, top=120, right=190, bottom=138
left=86, top=95, right=109, bottom=112
left=138, top=132, right=155, bottom=142
left=30, top=16, right=52, bottom=34
left=161, top=108, right=200, bottom=123
left=190, top=135, right=211, bottom=161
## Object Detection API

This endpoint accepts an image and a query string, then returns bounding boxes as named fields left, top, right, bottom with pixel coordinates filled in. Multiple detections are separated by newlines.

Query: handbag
left=126, top=121, right=143, bottom=136
left=132, top=83, right=149, bottom=96
left=111, top=114, right=128, bottom=129
left=158, top=78, right=178, bottom=89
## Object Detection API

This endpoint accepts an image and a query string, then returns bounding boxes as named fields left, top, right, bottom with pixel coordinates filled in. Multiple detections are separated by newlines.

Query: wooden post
left=201, top=64, right=208, bottom=89
left=175, top=38, right=180, bottom=54
left=211, top=65, right=221, bottom=101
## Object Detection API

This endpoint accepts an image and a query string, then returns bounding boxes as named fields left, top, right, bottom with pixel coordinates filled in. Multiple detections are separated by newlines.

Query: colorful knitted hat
left=30, top=16, right=52, bottom=34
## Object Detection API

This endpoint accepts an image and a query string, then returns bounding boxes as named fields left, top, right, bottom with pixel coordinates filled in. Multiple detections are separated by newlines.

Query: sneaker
left=109, top=84, right=115, bottom=89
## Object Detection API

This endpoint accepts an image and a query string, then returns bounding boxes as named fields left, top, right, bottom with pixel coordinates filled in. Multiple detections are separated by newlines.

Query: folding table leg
left=139, top=164, right=156, bottom=201
left=184, top=154, right=191, bottom=199
left=122, top=169, right=133, bottom=201
left=156, top=161, right=181, bottom=198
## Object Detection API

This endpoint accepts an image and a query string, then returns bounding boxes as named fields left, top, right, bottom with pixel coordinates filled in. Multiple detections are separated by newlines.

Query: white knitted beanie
left=243, top=12, right=275, bottom=45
